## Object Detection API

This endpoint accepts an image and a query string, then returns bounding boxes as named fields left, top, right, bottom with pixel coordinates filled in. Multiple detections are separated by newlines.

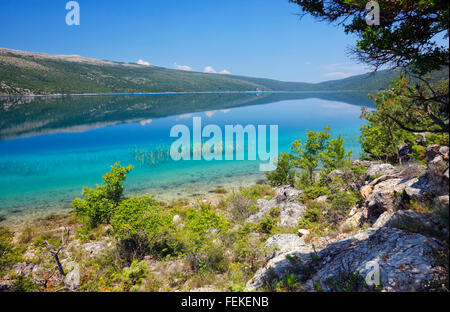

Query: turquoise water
left=0, top=92, right=371, bottom=222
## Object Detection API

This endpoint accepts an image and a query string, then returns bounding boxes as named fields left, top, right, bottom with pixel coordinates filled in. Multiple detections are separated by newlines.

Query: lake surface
left=0, top=92, right=373, bottom=223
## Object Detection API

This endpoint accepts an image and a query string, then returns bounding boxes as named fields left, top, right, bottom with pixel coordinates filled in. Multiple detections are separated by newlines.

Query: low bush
left=0, top=227, right=24, bottom=275
left=72, top=162, right=133, bottom=228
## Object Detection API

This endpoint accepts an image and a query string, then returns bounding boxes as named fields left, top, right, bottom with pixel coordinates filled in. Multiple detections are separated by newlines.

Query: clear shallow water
left=0, top=92, right=371, bottom=222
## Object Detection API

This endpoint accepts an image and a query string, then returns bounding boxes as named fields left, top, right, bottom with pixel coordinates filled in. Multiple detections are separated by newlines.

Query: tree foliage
left=321, top=134, right=353, bottom=171
left=360, top=75, right=449, bottom=162
left=72, top=162, right=133, bottom=228
left=290, top=0, right=449, bottom=75
left=265, top=152, right=296, bottom=186
left=291, top=0, right=449, bottom=139
left=266, top=127, right=354, bottom=187
left=291, top=127, right=332, bottom=184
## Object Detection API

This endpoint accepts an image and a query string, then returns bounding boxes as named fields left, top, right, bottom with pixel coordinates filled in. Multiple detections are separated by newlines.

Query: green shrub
left=265, top=152, right=295, bottom=187
left=72, top=162, right=133, bottom=228
left=259, top=208, right=280, bottom=235
left=120, top=260, right=148, bottom=292
left=327, top=177, right=360, bottom=224
left=327, top=270, right=369, bottom=292
left=321, top=134, right=352, bottom=171
left=182, top=203, right=228, bottom=246
left=173, top=203, right=230, bottom=273
left=226, top=185, right=273, bottom=223
left=291, top=127, right=332, bottom=184
left=297, top=201, right=328, bottom=236
left=0, top=227, right=24, bottom=275
left=10, top=274, right=39, bottom=292
left=202, top=245, right=230, bottom=273
left=301, top=185, right=329, bottom=201
left=233, top=223, right=266, bottom=272
left=111, top=195, right=176, bottom=261
left=227, top=192, right=258, bottom=223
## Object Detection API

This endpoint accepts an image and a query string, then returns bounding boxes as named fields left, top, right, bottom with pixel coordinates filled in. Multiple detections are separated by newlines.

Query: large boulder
left=247, top=198, right=306, bottom=228
left=364, top=175, right=418, bottom=221
left=426, top=145, right=449, bottom=194
left=247, top=185, right=306, bottom=228
left=246, top=226, right=444, bottom=292
left=274, top=184, right=303, bottom=201
left=362, top=164, right=433, bottom=222
left=366, top=163, right=395, bottom=177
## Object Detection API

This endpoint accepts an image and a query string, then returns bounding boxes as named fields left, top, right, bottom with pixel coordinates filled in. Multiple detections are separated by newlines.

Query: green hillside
left=0, top=48, right=447, bottom=95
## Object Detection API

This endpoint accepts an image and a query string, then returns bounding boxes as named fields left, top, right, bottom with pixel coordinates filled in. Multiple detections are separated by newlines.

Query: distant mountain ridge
left=0, top=48, right=447, bottom=96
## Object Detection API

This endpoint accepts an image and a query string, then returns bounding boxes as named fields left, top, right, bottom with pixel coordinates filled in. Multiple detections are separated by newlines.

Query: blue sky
left=1, top=0, right=371, bottom=82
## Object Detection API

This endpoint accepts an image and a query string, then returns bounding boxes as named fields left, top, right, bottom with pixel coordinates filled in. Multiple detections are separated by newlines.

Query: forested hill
left=0, top=48, right=447, bottom=95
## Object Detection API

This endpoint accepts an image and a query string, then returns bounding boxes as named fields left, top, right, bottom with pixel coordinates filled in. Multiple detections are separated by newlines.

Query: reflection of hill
left=0, top=92, right=372, bottom=140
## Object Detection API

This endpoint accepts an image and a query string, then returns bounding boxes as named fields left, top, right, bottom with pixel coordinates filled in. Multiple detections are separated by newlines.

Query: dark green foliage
left=258, top=207, right=281, bottom=235
left=0, top=227, right=24, bottom=275
left=297, top=201, right=328, bottom=236
left=265, top=153, right=295, bottom=187
left=360, top=76, right=449, bottom=163
left=292, top=0, right=449, bottom=141
left=232, top=223, right=266, bottom=273
left=300, top=185, right=329, bottom=201
left=290, top=1, right=448, bottom=75
left=268, top=273, right=302, bottom=292
left=321, top=135, right=352, bottom=172
left=291, top=127, right=332, bottom=184
left=112, top=195, right=176, bottom=261
left=119, top=260, right=148, bottom=292
left=327, top=270, right=368, bottom=292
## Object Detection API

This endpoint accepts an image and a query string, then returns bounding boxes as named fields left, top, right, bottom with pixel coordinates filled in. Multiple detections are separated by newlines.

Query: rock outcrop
left=246, top=185, right=306, bottom=228
left=426, top=145, right=449, bottom=195
left=360, top=145, right=448, bottom=223
left=265, top=234, right=308, bottom=257
left=247, top=146, right=449, bottom=292
left=366, top=163, right=395, bottom=177
left=246, top=226, right=445, bottom=292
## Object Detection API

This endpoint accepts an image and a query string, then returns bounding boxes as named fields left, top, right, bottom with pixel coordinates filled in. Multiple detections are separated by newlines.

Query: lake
left=0, top=91, right=373, bottom=223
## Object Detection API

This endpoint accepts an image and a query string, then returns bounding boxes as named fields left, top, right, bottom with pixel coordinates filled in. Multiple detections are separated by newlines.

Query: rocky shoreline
left=1, top=145, right=448, bottom=292
left=245, top=144, right=449, bottom=291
